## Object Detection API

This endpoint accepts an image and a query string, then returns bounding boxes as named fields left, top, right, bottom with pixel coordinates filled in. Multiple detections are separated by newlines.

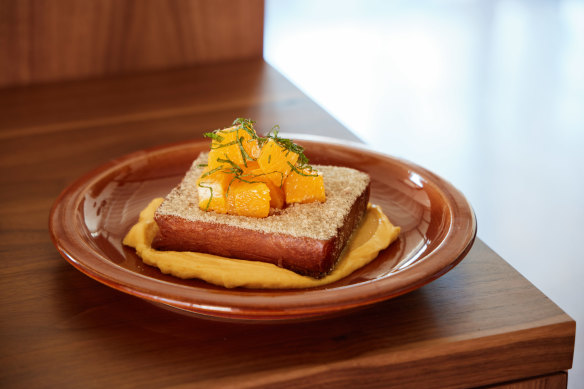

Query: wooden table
left=0, top=59, right=575, bottom=388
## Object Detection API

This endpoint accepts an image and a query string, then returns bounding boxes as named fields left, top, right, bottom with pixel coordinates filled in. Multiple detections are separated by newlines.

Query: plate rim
left=49, top=136, right=477, bottom=321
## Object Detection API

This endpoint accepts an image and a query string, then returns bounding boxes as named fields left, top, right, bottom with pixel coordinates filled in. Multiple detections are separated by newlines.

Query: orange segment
left=242, top=168, right=286, bottom=209
left=243, top=137, right=261, bottom=160
left=283, top=167, right=326, bottom=204
left=262, top=180, right=285, bottom=209
left=227, top=180, right=271, bottom=218
left=196, top=167, right=235, bottom=213
left=207, top=125, right=259, bottom=170
left=233, top=119, right=261, bottom=159
left=199, top=121, right=326, bottom=216
left=242, top=160, right=260, bottom=172
left=257, top=138, right=299, bottom=186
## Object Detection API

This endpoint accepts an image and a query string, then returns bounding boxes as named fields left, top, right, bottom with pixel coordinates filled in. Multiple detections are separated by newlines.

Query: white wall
left=264, top=1, right=584, bottom=387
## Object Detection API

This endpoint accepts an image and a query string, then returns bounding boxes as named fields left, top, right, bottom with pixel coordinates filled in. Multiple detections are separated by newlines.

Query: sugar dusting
left=156, top=153, right=370, bottom=239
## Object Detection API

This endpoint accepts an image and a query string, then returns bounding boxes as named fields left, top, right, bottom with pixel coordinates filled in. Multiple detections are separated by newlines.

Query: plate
left=49, top=136, right=476, bottom=322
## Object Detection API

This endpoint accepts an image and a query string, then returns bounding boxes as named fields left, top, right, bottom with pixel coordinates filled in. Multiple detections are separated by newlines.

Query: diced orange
left=198, top=121, right=327, bottom=216
left=196, top=167, right=235, bottom=214
left=234, top=120, right=261, bottom=159
left=265, top=180, right=285, bottom=209
left=243, top=137, right=261, bottom=160
left=257, top=138, right=299, bottom=186
left=207, top=126, right=260, bottom=170
left=242, top=160, right=260, bottom=172
left=241, top=168, right=286, bottom=209
left=227, top=180, right=271, bottom=218
left=283, top=167, right=326, bottom=204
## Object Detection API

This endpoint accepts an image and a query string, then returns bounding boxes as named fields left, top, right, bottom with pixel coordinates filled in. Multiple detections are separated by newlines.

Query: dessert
left=123, top=198, right=399, bottom=289
left=152, top=153, right=370, bottom=278
left=123, top=119, right=401, bottom=288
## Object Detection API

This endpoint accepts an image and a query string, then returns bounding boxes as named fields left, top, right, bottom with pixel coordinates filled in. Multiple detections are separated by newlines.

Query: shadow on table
left=52, top=258, right=447, bottom=379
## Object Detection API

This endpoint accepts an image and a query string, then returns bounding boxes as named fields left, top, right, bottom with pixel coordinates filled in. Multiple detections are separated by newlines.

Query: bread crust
left=152, top=184, right=370, bottom=278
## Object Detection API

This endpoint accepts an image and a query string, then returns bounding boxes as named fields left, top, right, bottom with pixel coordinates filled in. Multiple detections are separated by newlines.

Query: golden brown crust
left=152, top=184, right=370, bottom=278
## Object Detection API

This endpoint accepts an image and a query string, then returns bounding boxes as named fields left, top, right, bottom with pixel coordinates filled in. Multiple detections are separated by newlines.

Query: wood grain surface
left=488, top=373, right=567, bottom=389
left=0, top=0, right=264, bottom=87
left=0, top=60, right=575, bottom=388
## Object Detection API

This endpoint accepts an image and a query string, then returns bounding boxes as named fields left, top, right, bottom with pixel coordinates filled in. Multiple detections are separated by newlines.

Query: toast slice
left=152, top=153, right=371, bottom=278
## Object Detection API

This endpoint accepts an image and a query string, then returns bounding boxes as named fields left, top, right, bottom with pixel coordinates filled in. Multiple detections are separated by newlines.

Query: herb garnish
left=216, top=157, right=243, bottom=175
left=197, top=182, right=214, bottom=210
left=233, top=118, right=258, bottom=139
left=202, top=119, right=316, bottom=199
left=264, top=128, right=311, bottom=169
left=203, top=132, right=224, bottom=143
left=287, top=161, right=319, bottom=177
left=200, top=165, right=225, bottom=179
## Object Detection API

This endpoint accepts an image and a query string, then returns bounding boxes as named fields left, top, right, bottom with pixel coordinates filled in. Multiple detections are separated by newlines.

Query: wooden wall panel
left=0, top=0, right=264, bottom=87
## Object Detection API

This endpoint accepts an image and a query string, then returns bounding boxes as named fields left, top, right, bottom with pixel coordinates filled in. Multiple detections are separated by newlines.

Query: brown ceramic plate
left=49, top=136, right=476, bottom=322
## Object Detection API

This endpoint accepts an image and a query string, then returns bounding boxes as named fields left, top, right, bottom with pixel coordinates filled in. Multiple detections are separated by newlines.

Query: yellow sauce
left=123, top=198, right=400, bottom=289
